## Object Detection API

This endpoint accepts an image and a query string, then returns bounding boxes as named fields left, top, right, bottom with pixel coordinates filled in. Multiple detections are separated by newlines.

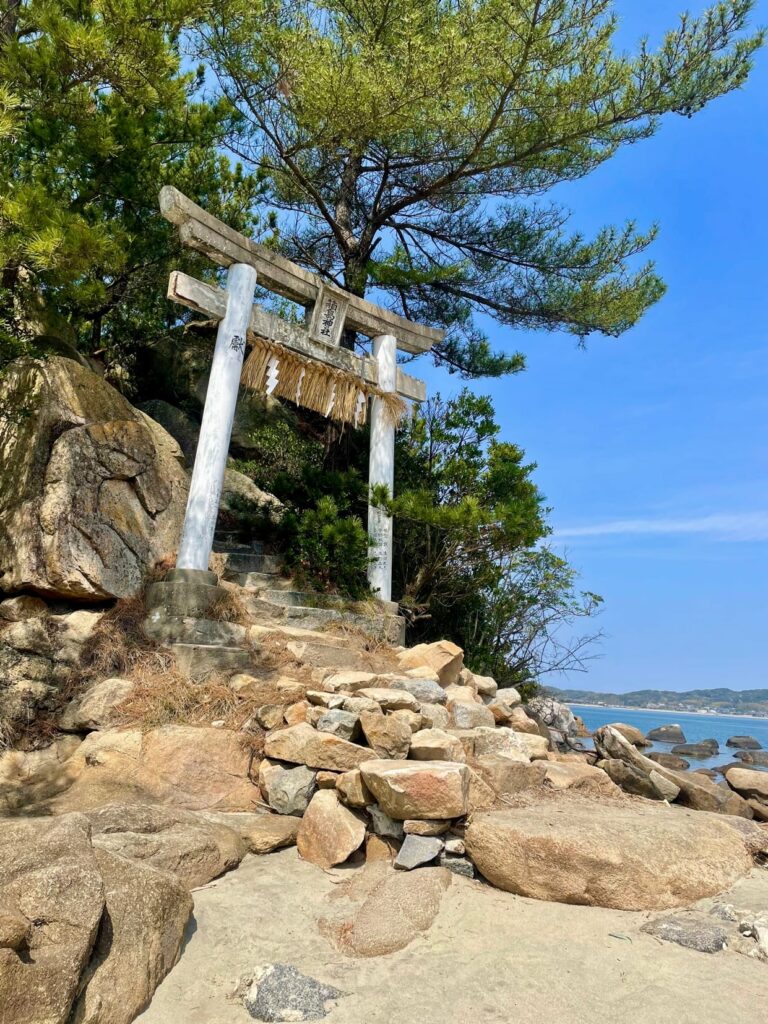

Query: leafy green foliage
left=199, top=0, right=763, bottom=375
left=0, top=0, right=269, bottom=379
left=233, top=419, right=324, bottom=493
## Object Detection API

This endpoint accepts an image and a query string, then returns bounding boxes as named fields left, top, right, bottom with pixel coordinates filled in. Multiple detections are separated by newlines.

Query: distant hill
left=546, top=687, right=768, bottom=717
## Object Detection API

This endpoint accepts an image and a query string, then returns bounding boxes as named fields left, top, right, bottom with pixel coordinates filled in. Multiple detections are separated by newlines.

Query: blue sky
left=418, top=1, right=768, bottom=693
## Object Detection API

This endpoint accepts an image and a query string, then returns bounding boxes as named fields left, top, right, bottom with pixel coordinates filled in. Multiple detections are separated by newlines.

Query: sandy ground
left=136, top=849, right=768, bottom=1024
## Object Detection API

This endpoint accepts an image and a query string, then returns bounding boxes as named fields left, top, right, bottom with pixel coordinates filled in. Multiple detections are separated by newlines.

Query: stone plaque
left=308, top=284, right=349, bottom=347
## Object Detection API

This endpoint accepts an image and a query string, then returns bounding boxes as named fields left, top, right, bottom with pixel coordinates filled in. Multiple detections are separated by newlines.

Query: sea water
left=571, top=705, right=768, bottom=772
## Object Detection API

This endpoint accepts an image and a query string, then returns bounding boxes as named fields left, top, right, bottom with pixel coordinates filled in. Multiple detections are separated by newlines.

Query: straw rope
left=241, top=335, right=407, bottom=427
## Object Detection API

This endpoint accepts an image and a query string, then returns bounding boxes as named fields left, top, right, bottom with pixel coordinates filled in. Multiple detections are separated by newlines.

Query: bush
left=290, top=496, right=371, bottom=600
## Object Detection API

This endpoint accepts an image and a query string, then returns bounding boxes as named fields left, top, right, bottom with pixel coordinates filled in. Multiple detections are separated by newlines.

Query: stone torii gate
left=159, top=187, right=442, bottom=604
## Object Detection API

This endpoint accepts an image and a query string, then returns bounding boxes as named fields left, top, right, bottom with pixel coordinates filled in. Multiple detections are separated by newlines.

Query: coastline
left=568, top=703, right=766, bottom=721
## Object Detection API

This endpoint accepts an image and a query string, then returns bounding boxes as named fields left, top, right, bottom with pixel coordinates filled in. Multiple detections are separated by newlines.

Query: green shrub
left=290, top=496, right=371, bottom=600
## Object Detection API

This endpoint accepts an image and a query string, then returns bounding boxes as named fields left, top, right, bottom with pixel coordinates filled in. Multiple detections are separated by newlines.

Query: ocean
left=571, top=704, right=768, bottom=772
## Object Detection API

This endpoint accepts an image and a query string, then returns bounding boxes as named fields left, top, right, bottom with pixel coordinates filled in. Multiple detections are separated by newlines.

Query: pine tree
left=0, top=0, right=267, bottom=375
left=200, top=0, right=763, bottom=375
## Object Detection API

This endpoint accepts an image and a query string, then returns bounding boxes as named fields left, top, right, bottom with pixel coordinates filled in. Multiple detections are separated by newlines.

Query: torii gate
left=159, top=187, right=442, bottom=603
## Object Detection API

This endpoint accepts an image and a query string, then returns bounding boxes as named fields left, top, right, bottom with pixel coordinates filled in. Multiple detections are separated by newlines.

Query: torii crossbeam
left=160, top=187, right=442, bottom=603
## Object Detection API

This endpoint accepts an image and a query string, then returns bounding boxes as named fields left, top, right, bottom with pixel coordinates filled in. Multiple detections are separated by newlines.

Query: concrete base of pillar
left=145, top=568, right=229, bottom=620
left=144, top=568, right=256, bottom=679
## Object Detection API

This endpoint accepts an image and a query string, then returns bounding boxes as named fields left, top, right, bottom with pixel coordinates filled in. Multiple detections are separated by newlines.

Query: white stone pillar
left=177, top=263, right=257, bottom=571
left=367, top=333, right=397, bottom=602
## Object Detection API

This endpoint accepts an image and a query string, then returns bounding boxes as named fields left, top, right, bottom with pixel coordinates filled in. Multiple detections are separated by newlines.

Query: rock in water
left=464, top=799, right=754, bottom=910
left=297, top=791, right=366, bottom=868
left=0, top=357, right=187, bottom=600
left=726, top=735, right=762, bottom=750
left=641, top=915, right=729, bottom=953
left=647, top=724, right=686, bottom=744
left=243, top=963, right=344, bottom=1022
left=735, top=749, right=768, bottom=767
left=648, top=751, right=690, bottom=771
left=671, top=739, right=719, bottom=758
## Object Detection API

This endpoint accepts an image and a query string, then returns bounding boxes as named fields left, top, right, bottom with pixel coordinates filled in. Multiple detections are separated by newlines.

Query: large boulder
left=69, top=848, right=192, bottom=1024
left=0, top=814, right=105, bottom=1024
left=726, top=735, right=762, bottom=750
left=465, top=799, right=754, bottom=910
left=725, top=766, right=768, bottom=801
left=609, top=722, right=650, bottom=747
left=360, top=759, right=470, bottom=820
left=525, top=696, right=578, bottom=747
left=0, top=357, right=188, bottom=600
left=83, top=803, right=246, bottom=888
left=397, top=640, right=464, bottom=686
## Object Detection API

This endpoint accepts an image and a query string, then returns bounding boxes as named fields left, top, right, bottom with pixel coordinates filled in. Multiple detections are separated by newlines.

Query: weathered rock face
left=465, top=800, right=754, bottom=910
left=14, top=726, right=262, bottom=815
left=0, top=357, right=187, bottom=600
left=84, top=803, right=246, bottom=888
left=0, top=814, right=105, bottom=1024
left=296, top=790, right=366, bottom=868
left=525, top=696, right=577, bottom=747
left=360, top=759, right=471, bottom=820
left=69, top=847, right=192, bottom=1024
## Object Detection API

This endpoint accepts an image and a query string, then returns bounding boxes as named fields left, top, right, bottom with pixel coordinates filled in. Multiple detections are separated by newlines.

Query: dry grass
left=207, top=588, right=252, bottom=625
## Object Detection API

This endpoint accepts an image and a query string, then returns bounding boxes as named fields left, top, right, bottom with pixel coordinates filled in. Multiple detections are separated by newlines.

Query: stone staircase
left=144, top=533, right=405, bottom=679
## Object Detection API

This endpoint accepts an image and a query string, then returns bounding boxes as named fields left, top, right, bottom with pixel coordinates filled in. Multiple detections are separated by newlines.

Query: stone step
left=171, top=643, right=255, bottom=679
left=145, top=613, right=247, bottom=647
left=232, top=572, right=295, bottom=591
left=220, top=552, right=283, bottom=575
left=251, top=595, right=405, bottom=645
left=213, top=536, right=264, bottom=554
left=261, top=589, right=345, bottom=609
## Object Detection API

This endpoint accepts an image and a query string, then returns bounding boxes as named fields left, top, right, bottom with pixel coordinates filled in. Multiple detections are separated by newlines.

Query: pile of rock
left=254, top=640, right=556, bottom=878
